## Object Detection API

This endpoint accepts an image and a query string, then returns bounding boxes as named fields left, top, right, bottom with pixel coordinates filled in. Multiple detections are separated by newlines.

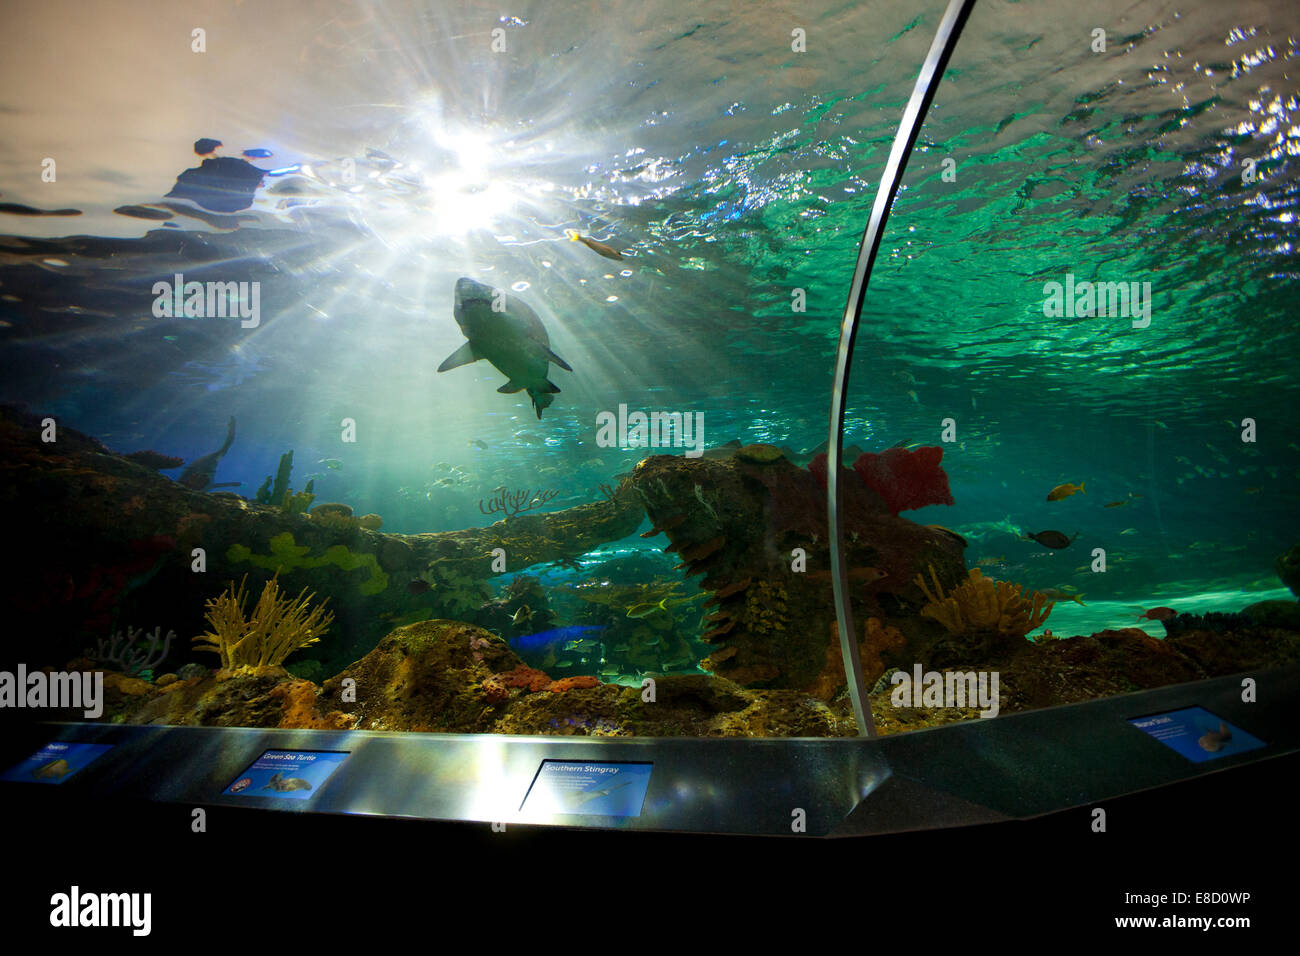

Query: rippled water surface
left=1, top=0, right=1296, bottom=626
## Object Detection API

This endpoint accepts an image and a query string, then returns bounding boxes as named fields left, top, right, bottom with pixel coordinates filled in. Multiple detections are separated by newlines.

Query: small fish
left=1023, top=530, right=1079, bottom=549
left=1128, top=492, right=1144, bottom=499
left=1120, top=527, right=1139, bottom=535
left=242, top=147, right=273, bottom=158
left=1137, top=606, right=1178, bottom=622
left=263, top=772, right=312, bottom=792
left=320, top=458, right=343, bottom=470
left=976, top=556, right=1006, bottom=567
left=1038, top=588, right=1086, bottom=606
left=509, top=625, right=607, bottom=651
left=1244, top=487, right=1261, bottom=494
left=906, top=389, right=920, bottom=404
left=892, top=370, right=916, bottom=385
left=511, top=605, right=534, bottom=626
left=626, top=598, right=669, bottom=619
left=1197, top=722, right=1232, bottom=753
left=563, top=639, right=602, bottom=653
left=469, top=439, right=488, bottom=450
left=1154, top=420, right=1168, bottom=429
left=407, top=579, right=432, bottom=596
left=852, top=566, right=888, bottom=584
left=1046, top=481, right=1085, bottom=501
left=567, top=229, right=625, bottom=260
left=1104, top=500, right=1127, bottom=508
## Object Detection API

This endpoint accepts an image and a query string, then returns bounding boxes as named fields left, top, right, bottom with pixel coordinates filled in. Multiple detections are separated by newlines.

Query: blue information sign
left=2, top=741, right=113, bottom=784
left=521, top=760, right=652, bottom=816
left=1129, top=706, right=1265, bottom=763
left=223, top=750, right=349, bottom=800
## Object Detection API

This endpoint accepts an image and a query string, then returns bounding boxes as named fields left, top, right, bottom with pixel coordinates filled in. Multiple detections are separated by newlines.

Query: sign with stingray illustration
left=1129, top=707, right=1265, bottom=763
left=521, top=760, right=653, bottom=817
left=223, top=749, right=349, bottom=800
left=2, top=741, right=113, bottom=784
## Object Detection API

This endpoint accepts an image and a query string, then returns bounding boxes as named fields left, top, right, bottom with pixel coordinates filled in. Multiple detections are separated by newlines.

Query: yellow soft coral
left=914, top=566, right=1053, bottom=638
left=193, top=574, right=334, bottom=675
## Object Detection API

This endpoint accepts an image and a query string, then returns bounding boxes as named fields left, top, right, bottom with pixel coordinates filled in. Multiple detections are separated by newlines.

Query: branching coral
left=86, top=625, right=174, bottom=677
left=914, top=565, right=1053, bottom=638
left=193, top=574, right=333, bottom=673
left=479, top=487, right=560, bottom=517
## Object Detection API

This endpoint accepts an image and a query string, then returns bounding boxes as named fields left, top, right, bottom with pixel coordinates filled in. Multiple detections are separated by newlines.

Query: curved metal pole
left=828, top=0, right=977, bottom=736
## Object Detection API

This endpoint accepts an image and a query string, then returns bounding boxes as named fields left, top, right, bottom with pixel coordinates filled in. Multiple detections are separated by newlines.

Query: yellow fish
left=1104, top=500, right=1126, bottom=508
left=567, top=229, right=625, bottom=261
left=1038, top=588, right=1086, bottom=606
left=1047, top=481, right=1085, bottom=501
left=626, top=598, right=668, bottom=618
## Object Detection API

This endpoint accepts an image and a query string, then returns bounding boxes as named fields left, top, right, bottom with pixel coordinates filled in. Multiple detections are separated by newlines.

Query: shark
left=437, top=278, right=573, bottom=418
left=178, top=417, right=240, bottom=491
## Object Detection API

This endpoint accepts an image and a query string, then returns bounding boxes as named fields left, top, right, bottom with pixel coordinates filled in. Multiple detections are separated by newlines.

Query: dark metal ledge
left=2, top=667, right=1293, bottom=837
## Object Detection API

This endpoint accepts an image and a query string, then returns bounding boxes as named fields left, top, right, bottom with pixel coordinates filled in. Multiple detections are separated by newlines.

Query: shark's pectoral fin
left=544, top=380, right=561, bottom=393
left=543, top=347, right=573, bottom=372
left=437, top=342, right=479, bottom=372
left=497, top=381, right=526, bottom=393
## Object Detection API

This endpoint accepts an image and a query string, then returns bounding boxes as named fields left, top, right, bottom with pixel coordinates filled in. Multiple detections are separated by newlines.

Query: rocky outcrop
left=627, top=449, right=965, bottom=693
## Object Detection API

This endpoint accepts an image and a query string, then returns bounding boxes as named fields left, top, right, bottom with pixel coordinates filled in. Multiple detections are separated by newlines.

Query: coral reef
left=255, top=451, right=315, bottom=513
left=629, top=448, right=966, bottom=692
left=550, top=675, right=600, bottom=693
left=1160, top=610, right=1250, bottom=636
left=915, top=566, right=1053, bottom=651
left=124, top=450, right=184, bottom=470
left=85, top=625, right=174, bottom=677
left=69, top=607, right=1298, bottom=738
left=850, top=446, right=956, bottom=515
left=479, top=487, right=561, bottom=518
left=192, top=574, right=334, bottom=676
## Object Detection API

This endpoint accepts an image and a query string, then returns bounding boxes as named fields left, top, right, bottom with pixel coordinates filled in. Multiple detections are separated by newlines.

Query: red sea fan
left=808, top=453, right=829, bottom=488
left=851, top=446, right=955, bottom=515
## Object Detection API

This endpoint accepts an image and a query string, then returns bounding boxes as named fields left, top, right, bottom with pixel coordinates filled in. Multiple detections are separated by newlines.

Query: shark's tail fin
left=219, top=416, right=236, bottom=455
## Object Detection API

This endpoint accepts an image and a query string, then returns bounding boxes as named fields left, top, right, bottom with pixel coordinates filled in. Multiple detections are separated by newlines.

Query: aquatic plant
left=914, top=566, right=1053, bottom=639
left=193, top=574, right=333, bottom=673
left=227, top=532, right=389, bottom=595
left=479, top=487, right=561, bottom=518
left=86, top=625, right=174, bottom=677
left=254, top=451, right=315, bottom=513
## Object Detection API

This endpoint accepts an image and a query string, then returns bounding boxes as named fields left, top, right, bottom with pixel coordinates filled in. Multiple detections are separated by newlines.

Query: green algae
left=227, top=531, right=389, bottom=595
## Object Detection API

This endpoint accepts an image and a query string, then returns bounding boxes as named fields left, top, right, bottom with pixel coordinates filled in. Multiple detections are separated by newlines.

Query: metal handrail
left=828, top=0, right=977, bottom=736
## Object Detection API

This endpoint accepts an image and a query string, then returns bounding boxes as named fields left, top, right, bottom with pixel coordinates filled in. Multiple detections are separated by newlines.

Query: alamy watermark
left=595, top=403, right=704, bottom=458
left=0, top=665, right=102, bottom=718
left=1042, top=273, right=1152, bottom=328
left=890, top=664, right=1000, bottom=718
left=152, top=273, right=260, bottom=328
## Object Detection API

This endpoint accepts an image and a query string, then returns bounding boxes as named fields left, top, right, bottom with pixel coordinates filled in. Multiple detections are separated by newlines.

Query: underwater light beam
left=827, top=0, right=977, bottom=737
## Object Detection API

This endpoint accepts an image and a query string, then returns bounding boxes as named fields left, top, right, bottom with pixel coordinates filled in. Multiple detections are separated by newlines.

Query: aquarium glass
left=0, top=0, right=1296, bottom=742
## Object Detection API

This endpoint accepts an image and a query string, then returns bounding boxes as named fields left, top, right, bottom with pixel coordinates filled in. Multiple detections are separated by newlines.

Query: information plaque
left=521, top=760, right=652, bottom=816
left=223, top=750, right=349, bottom=800
left=2, top=741, right=113, bottom=784
left=1129, top=706, right=1265, bottom=763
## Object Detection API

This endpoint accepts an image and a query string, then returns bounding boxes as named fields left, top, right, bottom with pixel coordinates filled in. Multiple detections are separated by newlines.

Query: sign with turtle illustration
left=223, top=749, right=349, bottom=800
